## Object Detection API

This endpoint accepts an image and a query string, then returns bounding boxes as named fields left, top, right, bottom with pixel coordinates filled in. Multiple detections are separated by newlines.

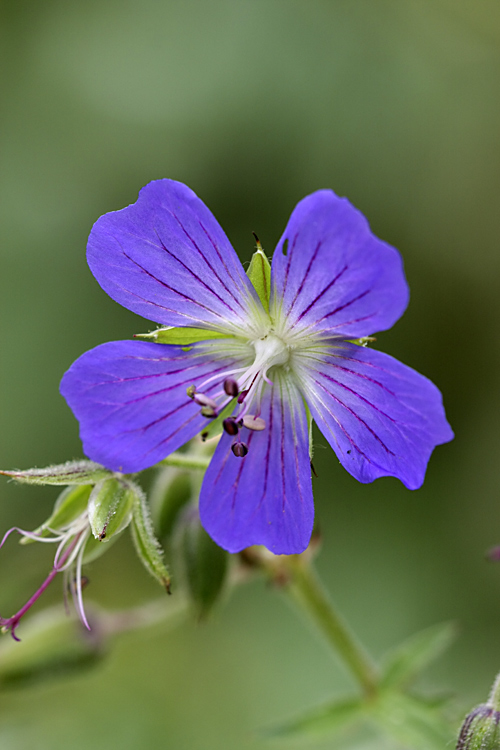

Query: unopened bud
left=88, top=478, right=134, bottom=542
left=223, top=378, right=239, bottom=397
left=150, top=469, right=193, bottom=542
left=231, top=442, right=248, bottom=458
left=177, top=508, right=229, bottom=619
left=456, top=706, right=500, bottom=749
left=456, top=673, right=500, bottom=749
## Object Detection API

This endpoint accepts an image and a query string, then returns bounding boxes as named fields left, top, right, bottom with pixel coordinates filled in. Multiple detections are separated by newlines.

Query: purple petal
left=87, top=179, right=260, bottom=334
left=271, top=190, right=409, bottom=337
left=199, top=374, right=314, bottom=554
left=60, top=340, right=246, bottom=473
left=295, top=343, right=453, bottom=489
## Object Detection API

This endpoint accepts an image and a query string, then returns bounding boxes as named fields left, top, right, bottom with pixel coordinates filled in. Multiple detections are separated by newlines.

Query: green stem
left=488, top=671, right=500, bottom=710
left=159, top=453, right=211, bottom=471
left=282, top=555, right=379, bottom=698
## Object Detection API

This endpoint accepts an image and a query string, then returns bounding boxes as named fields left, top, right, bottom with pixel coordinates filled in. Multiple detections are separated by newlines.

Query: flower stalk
left=253, top=550, right=379, bottom=698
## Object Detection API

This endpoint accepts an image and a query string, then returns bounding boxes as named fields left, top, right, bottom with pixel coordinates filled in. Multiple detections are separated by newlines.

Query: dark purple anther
left=237, top=389, right=249, bottom=404
left=224, top=378, right=239, bottom=397
left=223, top=417, right=239, bottom=436
left=231, top=442, right=248, bottom=458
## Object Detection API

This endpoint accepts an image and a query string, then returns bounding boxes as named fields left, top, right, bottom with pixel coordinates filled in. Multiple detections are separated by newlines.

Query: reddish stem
left=0, top=532, right=82, bottom=640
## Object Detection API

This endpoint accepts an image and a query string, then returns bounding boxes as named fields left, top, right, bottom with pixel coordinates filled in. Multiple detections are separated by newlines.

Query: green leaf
left=21, top=485, right=93, bottom=544
left=247, top=246, right=271, bottom=312
left=0, top=460, right=110, bottom=486
left=134, top=327, right=231, bottom=345
left=130, top=484, right=171, bottom=591
left=372, top=691, right=455, bottom=750
left=265, top=697, right=364, bottom=739
left=381, top=621, right=457, bottom=690
left=200, top=398, right=237, bottom=442
left=88, top=478, right=134, bottom=542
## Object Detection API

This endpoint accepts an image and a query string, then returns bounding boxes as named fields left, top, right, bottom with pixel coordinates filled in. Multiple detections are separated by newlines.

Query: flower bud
left=150, top=468, right=193, bottom=542
left=88, top=478, right=134, bottom=542
left=456, top=705, right=500, bottom=749
left=177, top=507, right=229, bottom=619
left=456, top=673, right=500, bottom=749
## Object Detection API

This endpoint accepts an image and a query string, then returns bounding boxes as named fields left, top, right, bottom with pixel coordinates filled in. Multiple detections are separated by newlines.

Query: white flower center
left=251, top=333, right=290, bottom=378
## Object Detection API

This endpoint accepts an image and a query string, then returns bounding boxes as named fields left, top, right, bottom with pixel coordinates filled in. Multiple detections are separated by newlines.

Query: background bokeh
left=1, top=1, right=500, bottom=747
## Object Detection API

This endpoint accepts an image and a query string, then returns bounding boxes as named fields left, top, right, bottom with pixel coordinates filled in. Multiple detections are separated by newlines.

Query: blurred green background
left=1, top=0, right=500, bottom=747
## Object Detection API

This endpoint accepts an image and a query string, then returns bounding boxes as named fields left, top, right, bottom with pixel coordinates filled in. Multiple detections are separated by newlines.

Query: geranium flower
left=61, top=180, right=453, bottom=554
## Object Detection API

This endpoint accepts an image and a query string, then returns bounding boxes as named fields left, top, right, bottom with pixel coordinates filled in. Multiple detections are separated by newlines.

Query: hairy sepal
left=130, top=484, right=171, bottom=591
left=0, top=460, right=110, bottom=486
left=134, top=327, right=231, bottom=345
left=246, top=247, right=271, bottom=312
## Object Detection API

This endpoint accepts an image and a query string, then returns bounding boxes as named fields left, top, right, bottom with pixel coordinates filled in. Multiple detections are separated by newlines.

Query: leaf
left=265, top=697, right=365, bottom=739
left=134, top=327, right=231, bottom=345
left=372, top=691, right=455, bottom=750
left=130, top=484, right=171, bottom=591
left=0, top=460, right=110, bottom=486
left=381, top=621, right=457, bottom=690
left=247, top=246, right=271, bottom=312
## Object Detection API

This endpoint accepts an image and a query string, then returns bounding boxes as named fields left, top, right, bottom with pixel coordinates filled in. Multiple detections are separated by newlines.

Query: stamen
left=224, top=378, right=239, bottom=397
left=223, top=417, right=239, bottom=436
left=242, top=415, right=266, bottom=431
left=237, top=389, right=249, bottom=404
left=232, top=442, right=249, bottom=458
left=193, top=393, right=217, bottom=409
left=201, top=405, right=217, bottom=418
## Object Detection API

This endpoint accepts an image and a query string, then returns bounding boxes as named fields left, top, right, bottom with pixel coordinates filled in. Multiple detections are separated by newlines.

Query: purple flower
left=61, top=180, right=453, bottom=555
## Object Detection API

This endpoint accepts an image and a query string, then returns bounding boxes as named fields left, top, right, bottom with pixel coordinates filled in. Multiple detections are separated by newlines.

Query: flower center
left=188, top=332, right=292, bottom=457
left=251, top=333, right=290, bottom=379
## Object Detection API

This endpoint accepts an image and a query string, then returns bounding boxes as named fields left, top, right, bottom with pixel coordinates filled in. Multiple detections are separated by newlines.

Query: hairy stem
left=159, top=453, right=211, bottom=471
left=275, top=554, right=379, bottom=697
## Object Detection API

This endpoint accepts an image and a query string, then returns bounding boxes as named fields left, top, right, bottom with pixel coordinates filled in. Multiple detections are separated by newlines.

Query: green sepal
left=150, top=468, right=193, bottom=541
left=371, top=691, right=455, bottom=750
left=0, top=606, right=103, bottom=689
left=348, top=336, right=375, bottom=347
left=130, top=484, right=171, bottom=591
left=134, top=327, right=231, bottom=345
left=0, top=460, right=111, bottom=486
left=21, top=485, right=92, bottom=544
left=88, top=478, right=134, bottom=542
left=200, top=398, right=237, bottom=442
left=246, top=247, right=271, bottom=312
left=264, top=696, right=364, bottom=739
left=178, top=509, right=229, bottom=619
left=380, top=621, right=457, bottom=690
left=457, top=705, right=500, bottom=749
